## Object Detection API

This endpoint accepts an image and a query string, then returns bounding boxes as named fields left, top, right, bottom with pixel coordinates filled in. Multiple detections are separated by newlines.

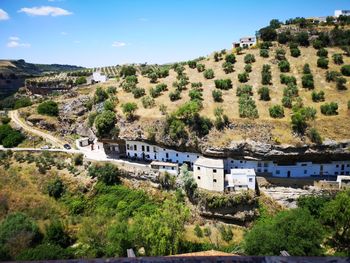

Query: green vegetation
left=332, top=53, right=343, bottom=65
left=14, top=97, right=32, bottom=109
left=196, top=64, right=205, bottom=72
left=278, top=60, right=290, bottom=72
left=269, top=105, right=284, bottom=118
left=94, top=87, right=108, bottom=103
left=225, top=54, right=236, bottom=64
left=0, top=124, right=25, bottom=148
left=238, top=94, right=258, bottom=119
left=244, top=64, right=252, bottom=73
left=308, top=128, right=322, bottom=144
left=260, top=49, right=269, bottom=58
left=302, top=74, right=314, bottom=89
left=317, top=57, right=329, bottom=69
left=94, top=110, right=117, bottom=137
left=75, top=76, right=87, bottom=85
left=238, top=72, right=249, bottom=83
left=258, top=87, right=270, bottom=101
left=121, top=102, right=138, bottom=120
left=320, top=102, right=338, bottom=116
left=203, top=69, right=215, bottom=79
left=37, top=100, right=59, bottom=116
left=341, top=65, right=350, bottom=76
left=212, top=90, right=223, bottom=102
left=214, top=79, right=232, bottom=90
left=261, top=64, right=272, bottom=85
left=222, top=62, right=234, bottom=74
left=244, top=54, right=255, bottom=64
left=311, top=90, right=325, bottom=102
left=141, top=96, right=155, bottom=109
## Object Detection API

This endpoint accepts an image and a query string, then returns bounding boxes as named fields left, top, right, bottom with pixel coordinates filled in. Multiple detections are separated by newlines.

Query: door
left=287, top=171, right=291, bottom=178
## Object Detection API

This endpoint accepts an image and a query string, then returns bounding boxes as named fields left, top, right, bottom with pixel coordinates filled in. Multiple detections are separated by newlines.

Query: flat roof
left=194, top=157, right=224, bottom=169
left=150, top=161, right=178, bottom=167
left=229, top=168, right=256, bottom=177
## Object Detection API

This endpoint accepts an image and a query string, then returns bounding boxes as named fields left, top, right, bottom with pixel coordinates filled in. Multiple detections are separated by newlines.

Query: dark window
left=146, top=146, right=150, bottom=152
left=213, top=169, right=217, bottom=173
left=231, top=160, right=233, bottom=163
left=276, top=170, right=280, bottom=175
left=301, top=163, right=307, bottom=166
left=335, top=172, right=339, bottom=175
left=197, top=176, right=201, bottom=179
left=166, top=153, right=169, bottom=158
left=249, top=178, right=253, bottom=182
left=213, top=179, right=217, bottom=183
left=264, top=163, right=268, bottom=167
left=257, top=169, right=261, bottom=173
left=240, top=160, right=243, bottom=163
left=197, top=167, right=200, bottom=170
left=134, top=153, right=137, bottom=157
left=336, top=165, right=339, bottom=168
left=304, top=170, right=307, bottom=174
left=163, top=166, right=165, bottom=168
left=264, top=169, right=268, bottom=172
left=257, top=163, right=262, bottom=167
left=134, top=145, right=137, bottom=151
left=172, top=167, right=174, bottom=170
left=176, top=153, right=178, bottom=157
left=187, top=155, right=189, bottom=158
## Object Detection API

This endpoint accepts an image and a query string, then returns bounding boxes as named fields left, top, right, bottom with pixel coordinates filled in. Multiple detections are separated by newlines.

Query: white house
left=336, top=175, right=350, bottom=189
left=193, top=157, right=225, bottom=192
left=232, top=37, right=256, bottom=49
left=150, top=161, right=178, bottom=175
left=334, top=10, right=350, bottom=17
left=225, top=169, right=256, bottom=191
left=92, top=71, right=107, bottom=83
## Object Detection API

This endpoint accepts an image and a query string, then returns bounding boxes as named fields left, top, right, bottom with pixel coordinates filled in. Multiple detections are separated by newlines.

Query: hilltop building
left=232, top=37, right=256, bottom=49
left=334, top=10, right=350, bottom=17
left=92, top=71, right=108, bottom=83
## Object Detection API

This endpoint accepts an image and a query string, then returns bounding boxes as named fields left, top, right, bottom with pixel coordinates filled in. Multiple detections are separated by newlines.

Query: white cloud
left=18, top=6, right=72, bottom=17
left=112, top=41, right=126, bottom=48
left=6, top=37, right=30, bottom=48
left=0, top=9, right=10, bottom=20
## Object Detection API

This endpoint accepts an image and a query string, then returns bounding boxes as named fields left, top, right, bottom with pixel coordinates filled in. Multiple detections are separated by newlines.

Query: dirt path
left=9, top=110, right=66, bottom=148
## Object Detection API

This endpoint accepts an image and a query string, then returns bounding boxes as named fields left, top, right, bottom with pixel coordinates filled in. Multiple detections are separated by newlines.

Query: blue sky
left=0, top=0, right=349, bottom=67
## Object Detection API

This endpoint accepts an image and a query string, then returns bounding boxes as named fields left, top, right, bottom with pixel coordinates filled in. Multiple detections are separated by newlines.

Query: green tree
left=222, top=62, right=234, bottom=74
left=307, top=128, right=322, bottom=144
left=46, top=178, right=65, bottom=199
left=119, top=65, right=136, bottom=77
left=317, top=57, right=329, bottom=69
left=225, top=53, right=236, bottom=64
left=269, top=105, right=284, bottom=118
left=244, top=54, right=256, bottom=64
left=260, top=49, right=269, bottom=58
left=317, top=48, right=328, bottom=57
left=104, top=99, right=115, bottom=111
left=341, top=65, right=350, bottom=76
left=16, top=244, right=72, bottom=261
left=258, top=87, right=270, bottom=101
left=311, top=90, right=325, bottom=102
left=75, top=76, right=87, bottom=85
left=106, top=220, right=131, bottom=257
left=88, top=163, right=120, bottom=185
left=302, top=74, right=314, bottom=89
left=320, top=102, right=338, bottom=115
left=94, top=87, right=108, bottom=103
left=14, top=98, right=32, bottom=109
left=238, top=72, right=249, bottom=83
left=194, top=224, right=203, bottom=238
left=244, top=208, right=324, bottom=256
left=214, top=79, right=232, bottom=90
left=187, top=60, right=197, bottom=69
left=94, top=110, right=117, bottom=137
left=290, top=48, right=301, bottom=57
left=303, top=63, right=311, bottom=74
left=203, top=69, right=215, bottom=79
left=333, top=54, right=344, bottom=65
left=37, top=101, right=59, bottom=116
left=196, top=64, right=205, bottom=72
left=296, top=32, right=309, bottom=46
left=212, top=90, right=223, bottom=102
left=45, top=220, right=71, bottom=248
left=121, top=102, right=138, bottom=120
left=278, top=60, right=290, bottom=72
left=2, top=130, right=25, bottom=148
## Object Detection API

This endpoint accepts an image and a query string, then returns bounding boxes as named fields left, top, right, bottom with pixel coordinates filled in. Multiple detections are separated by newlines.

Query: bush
left=219, top=226, right=233, bottom=242
left=260, top=41, right=272, bottom=49
left=244, top=64, right=252, bottom=73
left=317, top=48, right=328, bottom=57
left=320, top=102, right=338, bottom=115
left=75, top=76, right=87, bottom=85
left=141, top=96, right=155, bottom=109
left=94, top=110, right=117, bottom=137
left=302, top=74, right=314, bottom=89
left=336, top=77, right=347, bottom=90
left=308, top=128, right=322, bottom=144
left=212, top=90, right=223, bottom=102
left=189, top=89, right=203, bottom=101
left=282, top=96, right=293, bottom=108
left=0, top=116, right=10, bottom=124
left=88, top=163, right=120, bottom=185
left=236, top=85, right=253, bottom=96
left=325, top=71, right=341, bottom=82
left=341, top=65, right=350, bottom=76
left=278, top=60, right=290, bottom=72
left=169, top=90, right=181, bottom=101
left=37, top=100, right=59, bottom=116
left=73, top=153, right=84, bottom=165
left=222, top=62, right=234, bottom=74
left=194, top=224, right=203, bottom=238
left=148, top=72, right=158, bottom=83
left=280, top=74, right=296, bottom=85
left=103, top=99, right=115, bottom=111
left=296, top=32, right=309, bottom=46
left=107, top=86, right=117, bottom=94
left=122, top=102, right=138, bottom=120
left=275, top=48, right=286, bottom=60
left=46, top=178, right=65, bottom=199
left=261, top=64, right=272, bottom=85
left=332, top=53, right=344, bottom=65
left=196, top=64, right=205, bottom=72
left=290, top=48, right=301, bottom=57
left=238, top=94, right=258, bottom=119
left=260, top=49, right=269, bottom=58
left=214, top=79, right=232, bottom=90
left=317, top=57, right=328, bottom=69
left=311, top=91, right=325, bottom=102
left=244, top=54, right=255, bottom=64
left=188, top=60, right=197, bottom=69
left=94, top=87, right=108, bottom=103
left=258, top=87, right=270, bottom=101
left=269, top=105, right=284, bottom=118
left=238, top=72, right=249, bottom=83
left=16, top=244, right=72, bottom=261
left=132, top=87, right=145, bottom=98
left=14, top=98, right=32, bottom=109
left=225, top=54, right=236, bottom=64
left=283, top=84, right=299, bottom=98
left=2, top=130, right=25, bottom=148
left=119, top=65, right=136, bottom=77
left=303, top=64, right=311, bottom=74
left=203, top=69, right=215, bottom=79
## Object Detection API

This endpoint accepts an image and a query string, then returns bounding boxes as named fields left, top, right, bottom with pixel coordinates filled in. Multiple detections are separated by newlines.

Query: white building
left=150, top=161, right=178, bottom=175
left=233, top=37, right=256, bottom=49
left=225, top=169, right=256, bottom=191
left=193, top=157, right=225, bottom=192
left=336, top=175, right=350, bottom=189
left=92, top=71, right=107, bottom=83
left=334, top=10, right=350, bottom=17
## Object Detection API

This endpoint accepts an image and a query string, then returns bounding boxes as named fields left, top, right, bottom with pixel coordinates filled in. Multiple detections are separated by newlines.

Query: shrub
left=194, top=224, right=203, bottom=238
left=325, top=71, right=341, bottom=82
left=169, top=90, right=181, bottom=101
left=107, top=86, right=117, bottom=94
left=260, top=41, right=272, bottom=49
left=261, top=64, right=272, bottom=85
left=222, top=62, right=234, bottom=74
left=260, top=49, right=269, bottom=58
left=191, top=82, right=203, bottom=89
left=308, top=128, right=322, bottom=144
left=303, top=64, right=311, bottom=74
left=132, top=87, right=145, bottom=98
left=289, top=42, right=298, bottom=49
left=188, top=60, right=197, bottom=69
left=94, top=87, right=109, bottom=103
left=311, top=91, right=325, bottom=102
left=219, top=226, right=233, bottom=242
left=203, top=69, right=215, bottom=79
left=320, top=102, right=338, bottom=115
left=341, top=65, right=350, bottom=76
left=104, top=99, right=115, bottom=111
left=269, top=105, right=284, bottom=118
left=238, top=94, right=258, bottom=119
left=336, top=77, right=347, bottom=90
left=332, top=53, right=344, bottom=65
left=302, top=74, right=314, bottom=89
left=283, top=84, right=299, bottom=98
left=317, top=57, right=328, bottom=69
left=296, top=32, right=309, bottom=46
left=73, top=153, right=84, bottom=165
left=44, top=220, right=71, bottom=248
left=238, top=72, right=249, bottom=83
left=141, top=96, right=155, bottom=109
left=94, top=110, right=117, bottom=137
left=88, top=163, right=120, bottom=185
left=2, top=130, right=25, bottom=148
left=189, top=89, right=203, bottom=101
left=258, top=87, right=270, bottom=101
left=280, top=74, right=296, bottom=85
left=196, top=64, right=205, bottom=72
left=148, top=72, right=158, bottom=83
left=0, top=116, right=10, bottom=125
left=244, top=64, right=252, bottom=73
left=236, top=85, right=253, bottom=96
left=244, top=54, right=255, bottom=64
left=14, top=98, right=32, bottom=109
left=213, top=52, right=221, bottom=62
left=278, top=32, right=290, bottom=44
left=275, top=48, right=286, bottom=60
left=75, top=76, right=87, bottom=85
left=168, top=119, right=187, bottom=140
left=225, top=54, right=236, bottom=64
left=214, top=79, right=232, bottom=90
left=119, top=65, right=136, bottom=77
left=278, top=60, right=290, bottom=72
left=212, top=90, right=223, bottom=102
left=37, top=101, right=59, bottom=116
left=282, top=96, right=293, bottom=108
left=121, top=102, right=138, bottom=120
left=46, top=178, right=65, bottom=199
left=317, top=48, right=328, bottom=57
left=290, top=48, right=301, bottom=57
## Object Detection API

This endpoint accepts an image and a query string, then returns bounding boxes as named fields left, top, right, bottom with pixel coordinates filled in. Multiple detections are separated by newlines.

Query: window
left=172, top=167, right=174, bottom=170
left=304, top=170, right=307, bottom=175
left=134, top=145, right=137, bottom=151
left=163, top=166, right=165, bottom=169
left=231, top=160, right=233, bottom=164
left=153, top=147, right=157, bottom=152
left=335, top=172, right=339, bottom=175
left=276, top=170, right=280, bottom=175
left=166, top=153, right=169, bottom=158
left=249, top=178, right=253, bottom=182
left=146, top=146, right=150, bottom=152
left=134, top=153, right=137, bottom=157
left=301, top=163, right=307, bottom=167
left=142, top=145, right=145, bottom=151
left=213, top=169, right=217, bottom=173
left=240, top=160, right=243, bottom=163
left=336, top=164, right=339, bottom=168
left=187, top=155, right=189, bottom=158
left=264, top=163, right=268, bottom=167
left=213, top=179, right=217, bottom=183
left=257, top=162, right=262, bottom=167
left=264, top=169, right=268, bottom=172
left=127, top=144, right=130, bottom=150
left=257, top=169, right=261, bottom=173
left=347, top=164, right=350, bottom=167
left=197, top=167, right=200, bottom=170
left=197, top=176, right=201, bottom=180
left=176, top=153, right=178, bottom=157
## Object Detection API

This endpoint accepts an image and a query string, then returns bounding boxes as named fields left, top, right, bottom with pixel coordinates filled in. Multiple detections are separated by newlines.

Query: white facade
left=334, top=10, right=350, bottom=17
left=226, top=169, right=256, bottom=191
left=193, top=157, right=225, bottom=192
left=92, top=71, right=107, bottom=83
left=337, top=175, right=350, bottom=189
left=233, top=37, right=256, bottom=49
left=150, top=161, right=178, bottom=175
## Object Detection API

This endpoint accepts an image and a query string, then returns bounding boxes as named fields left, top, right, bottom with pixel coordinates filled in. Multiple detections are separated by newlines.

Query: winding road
left=9, top=110, right=67, bottom=148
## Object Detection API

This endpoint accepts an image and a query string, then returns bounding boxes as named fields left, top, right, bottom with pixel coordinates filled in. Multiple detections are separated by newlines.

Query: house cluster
left=100, top=139, right=350, bottom=193
left=232, top=36, right=257, bottom=49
